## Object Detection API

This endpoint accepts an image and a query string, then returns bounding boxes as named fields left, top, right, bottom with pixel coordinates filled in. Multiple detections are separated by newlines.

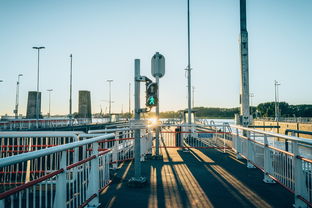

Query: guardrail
left=0, top=133, right=114, bottom=208
left=0, top=118, right=110, bottom=131
left=0, top=127, right=152, bottom=208
left=230, top=124, right=312, bottom=207
left=256, top=117, right=312, bottom=123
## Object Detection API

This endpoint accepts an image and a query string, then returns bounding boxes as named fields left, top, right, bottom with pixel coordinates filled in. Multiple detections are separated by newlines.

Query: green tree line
left=114, top=102, right=312, bottom=119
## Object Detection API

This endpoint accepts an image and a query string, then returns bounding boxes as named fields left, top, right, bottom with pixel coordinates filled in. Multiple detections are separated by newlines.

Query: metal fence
left=0, top=134, right=113, bottom=208
left=0, top=118, right=110, bottom=131
left=0, top=127, right=152, bottom=208
left=230, top=124, right=312, bottom=207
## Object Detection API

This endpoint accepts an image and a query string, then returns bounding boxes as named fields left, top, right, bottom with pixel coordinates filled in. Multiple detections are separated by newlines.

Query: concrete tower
left=78, top=90, right=92, bottom=122
left=26, top=91, right=41, bottom=119
left=239, top=0, right=251, bottom=127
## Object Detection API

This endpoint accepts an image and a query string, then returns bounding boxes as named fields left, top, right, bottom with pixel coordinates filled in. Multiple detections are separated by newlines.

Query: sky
left=0, top=0, right=311, bottom=116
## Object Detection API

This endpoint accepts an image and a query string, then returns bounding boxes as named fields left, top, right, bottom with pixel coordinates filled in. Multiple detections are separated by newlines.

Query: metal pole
left=47, top=89, right=53, bottom=118
left=274, top=80, right=280, bottom=121
left=155, top=76, right=160, bottom=156
left=36, top=49, right=40, bottom=124
left=129, top=82, right=131, bottom=118
left=187, top=0, right=192, bottom=129
left=107, top=80, right=113, bottom=121
left=15, top=74, right=23, bottom=119
left=192, top=86, right=195, bottom=108
left=134, top=59, right=141, bottom=179
left=33, top=46, right=45, bottom=127
left=69, top=54, right=73, bottom=126
left=239, top=0, right=250, bottom=127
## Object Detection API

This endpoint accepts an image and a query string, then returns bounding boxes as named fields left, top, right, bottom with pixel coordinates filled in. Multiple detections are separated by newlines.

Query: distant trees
left=256, top=102, right=312, bottom=117
left=192, top=107, right=239, bottom=118
left=112, top=102, right=312, bottom=119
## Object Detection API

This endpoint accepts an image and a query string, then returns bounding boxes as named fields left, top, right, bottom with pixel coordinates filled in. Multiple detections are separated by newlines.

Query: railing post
left=86, top=142, right=100, bottom=207
left=247, top=131, right=255, bottom=168
left=292, top=141, right=308, bottom=208
left=112, top=132, right=118, bottom=169
left=0, top=199, right=5, bottom=208
left=222, top=123, right=226, bottom=153
left=53, top=151, right=67, bottom=208
left=235, top=128, right=243, bottom=159
left=263, top=134, right=275, bottom=183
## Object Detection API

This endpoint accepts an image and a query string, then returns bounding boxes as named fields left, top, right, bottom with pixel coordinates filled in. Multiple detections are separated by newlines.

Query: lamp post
left=69, top=54, right=73, bottom=126
left=274, top=80, right=280, bottom=121
left=107, top=80, right=113, bottom=121
left=186, top=0, right=192, bottom=128
left=129, top=82, right=131, bottom=119
left=14, top=74, right=23, bottom=119
left=47, top=89, right=53, bottom=118
left=32, top=46, right=45, bottom=125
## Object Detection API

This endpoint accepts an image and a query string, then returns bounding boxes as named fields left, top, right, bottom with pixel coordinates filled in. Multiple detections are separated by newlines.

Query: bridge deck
left=100, top=148, right=293, bottom=208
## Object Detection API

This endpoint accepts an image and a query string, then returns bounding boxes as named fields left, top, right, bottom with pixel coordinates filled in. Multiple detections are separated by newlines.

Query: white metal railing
left=230, top=124, right=312, bottom=207
left=159, top=122, right=312, bottom=207
left=0, top=118, right=110, bottom=130
left=0, top=133, right=114, bottom=208
left=0, top=127, right=152, bottom=208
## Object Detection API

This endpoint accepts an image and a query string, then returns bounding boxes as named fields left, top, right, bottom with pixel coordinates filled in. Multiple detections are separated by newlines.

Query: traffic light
left=146, top=82, right=158, bottom=107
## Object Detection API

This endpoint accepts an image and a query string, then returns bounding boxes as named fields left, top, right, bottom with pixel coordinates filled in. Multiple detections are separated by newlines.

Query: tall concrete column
left=239, top=0, right=250, bottom=127
left=78, top=90, right=92, bottom=122
left=26, top=91, right=41, bottom=119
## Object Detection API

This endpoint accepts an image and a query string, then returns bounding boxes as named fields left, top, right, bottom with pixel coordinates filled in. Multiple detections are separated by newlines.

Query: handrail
left=230, top=124, right=312, bottom=145
left=88, top=128, right=130, bottom=134
left=0, top=133, right=115, bottom=168
left=0, top=132, right=80, bottom=138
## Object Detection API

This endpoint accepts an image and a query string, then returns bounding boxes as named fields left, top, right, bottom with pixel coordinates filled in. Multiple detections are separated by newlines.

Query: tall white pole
left=129, top=82, right=131, bottom=118
left=69, top=54, right=73, bottom=126
left=274, top=80, right=280, bottom=121
left=187, top=0, right=192, bottom=127
left=107, top=80, right=113, bottom=121
left=47, top=89, right=53, bottom=118
left=33, top=46, right=45, bottom=127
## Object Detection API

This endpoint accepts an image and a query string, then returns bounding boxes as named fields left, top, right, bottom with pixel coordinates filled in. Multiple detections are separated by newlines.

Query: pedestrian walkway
left=100, top=147, right=293, bottom=208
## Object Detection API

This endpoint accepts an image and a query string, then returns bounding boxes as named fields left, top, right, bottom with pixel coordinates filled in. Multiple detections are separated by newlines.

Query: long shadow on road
left=100, top=148, right=294, bottom=208
left=177, top=148, right=294, bottom=208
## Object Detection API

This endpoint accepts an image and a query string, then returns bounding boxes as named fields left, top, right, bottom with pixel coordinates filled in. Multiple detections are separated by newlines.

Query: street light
left=107, top=80, right=113, bottom=119
left=274, top=80, right=281, bottom=121
left=32, top=46, right=45, bottom=124
left=69, top=54, right=73, bottom=126
left=47, top=89, right=53, bottom=118
left=128, top=82, right=131, bottom=118
left=14, top=74, right=23, bottom=119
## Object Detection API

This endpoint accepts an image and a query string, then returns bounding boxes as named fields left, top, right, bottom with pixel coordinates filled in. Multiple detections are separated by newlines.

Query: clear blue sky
left=0, top=0, right=311, bottom=116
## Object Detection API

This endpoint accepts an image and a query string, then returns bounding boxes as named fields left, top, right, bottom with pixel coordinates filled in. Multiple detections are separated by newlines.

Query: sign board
left=151, top=52, right=165, bottom=78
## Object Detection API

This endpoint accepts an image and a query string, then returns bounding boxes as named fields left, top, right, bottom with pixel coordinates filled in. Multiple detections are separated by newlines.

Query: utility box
left=26, top=91, right=42, bottom=119
left=151, top=52, right=165, bottom=78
